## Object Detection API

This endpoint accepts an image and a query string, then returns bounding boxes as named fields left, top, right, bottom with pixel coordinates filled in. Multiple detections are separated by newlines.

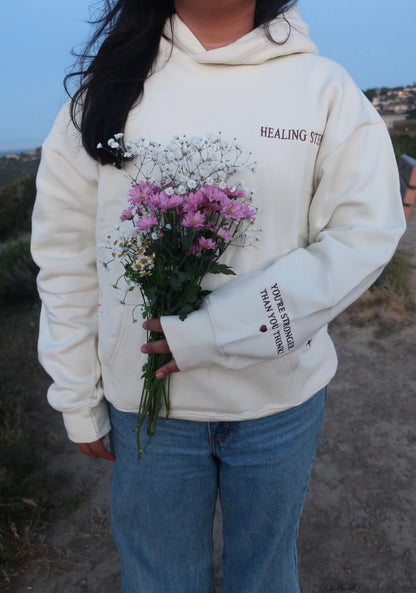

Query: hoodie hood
left=162, top=6, right=318, bottom=65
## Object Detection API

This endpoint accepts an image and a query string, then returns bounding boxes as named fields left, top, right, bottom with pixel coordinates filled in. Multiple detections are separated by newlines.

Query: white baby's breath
left=101, top=133, right=256, bottom=194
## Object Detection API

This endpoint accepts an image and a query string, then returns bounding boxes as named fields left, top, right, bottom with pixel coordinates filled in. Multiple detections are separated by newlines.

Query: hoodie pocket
left=98, top=300, right=133, bottom=369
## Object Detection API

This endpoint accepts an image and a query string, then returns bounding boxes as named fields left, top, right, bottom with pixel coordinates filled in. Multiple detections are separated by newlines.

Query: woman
left=31, top=1, right=405, bottom=591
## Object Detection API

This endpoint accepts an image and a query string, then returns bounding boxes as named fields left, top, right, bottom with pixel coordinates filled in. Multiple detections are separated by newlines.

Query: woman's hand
left=76, top=438, right=115, bottom=462
left=141, top=318, right=180, bottom=379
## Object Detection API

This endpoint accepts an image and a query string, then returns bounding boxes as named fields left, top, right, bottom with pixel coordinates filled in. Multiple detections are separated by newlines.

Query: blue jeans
left=109, top=387, right=326, bottom=593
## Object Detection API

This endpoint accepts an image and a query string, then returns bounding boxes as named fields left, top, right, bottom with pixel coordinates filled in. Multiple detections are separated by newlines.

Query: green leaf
left=178, top=304, right=196, bottom=320
left=169, top=269, right=190, bottom=292
left=208, top=263, right=236, bottom=276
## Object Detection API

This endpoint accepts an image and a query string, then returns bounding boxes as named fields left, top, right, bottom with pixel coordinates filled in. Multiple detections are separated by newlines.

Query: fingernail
left=141, top=345, right=147, bottom=353
left=156, top=370, right=165, bottom=379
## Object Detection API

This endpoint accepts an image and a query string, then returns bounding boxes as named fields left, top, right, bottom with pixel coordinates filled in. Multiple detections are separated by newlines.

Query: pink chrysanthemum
left=120, top=207, right=134, bottom=222
left=189, top=236, right=218, bottom=257
left=202, top=185, right=228, bottom=203
left=220, top=197, right=246, bottom=220
left=158, top=192, right=183, bottom=212
left=198, top=237, right=217, bottom=251
left=182, top=190, right=205, bottom=212
left=136, top=212, right=158, bottom=232
left=143, top=192, right=162, bottom=211
left=217, top=228, right=233, bottom=242
left=227, top=187, right=246, bottom=198
left=205, top=221, right=218, bottom=232
left=181, top=210, right=206, bottom=229
left=128, top=181, right=157, bottom=200
left=240, top=203, right=256, bottom=220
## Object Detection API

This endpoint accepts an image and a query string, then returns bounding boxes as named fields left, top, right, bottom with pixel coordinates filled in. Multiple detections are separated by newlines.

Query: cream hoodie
left=31, top=7, right=406, bottom=443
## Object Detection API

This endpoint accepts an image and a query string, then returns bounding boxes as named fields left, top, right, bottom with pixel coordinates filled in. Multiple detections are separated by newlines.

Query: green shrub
left=0, top=177, right=37, bottom=243
left=0, top=234, right=39, bottom=302
left=391, top=133, right=416, bottom=161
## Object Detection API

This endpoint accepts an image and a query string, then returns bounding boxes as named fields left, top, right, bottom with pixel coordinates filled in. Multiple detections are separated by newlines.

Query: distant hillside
left=364, top=85, right=416, bottom=117
left=363, top=87, right=416, bottom=160
left=0, top=148, right=41, bottom=188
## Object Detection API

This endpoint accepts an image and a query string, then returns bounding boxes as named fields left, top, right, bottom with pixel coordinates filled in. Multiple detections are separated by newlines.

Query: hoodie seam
left=317, top=120, right=385, bottom=169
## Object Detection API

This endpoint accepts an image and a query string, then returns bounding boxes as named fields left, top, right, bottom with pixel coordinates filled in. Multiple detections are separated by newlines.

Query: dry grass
left=336, top=250, right=416, bottom=331
left=0, top=303, right=84, bottom=585
left=87, top=506, right=112, bottom=539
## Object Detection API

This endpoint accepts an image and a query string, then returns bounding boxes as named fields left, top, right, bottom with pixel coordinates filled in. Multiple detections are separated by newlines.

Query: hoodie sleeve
left=161, top=87, right=406, bottom=371
left=31, top=105, right=111, bottom=443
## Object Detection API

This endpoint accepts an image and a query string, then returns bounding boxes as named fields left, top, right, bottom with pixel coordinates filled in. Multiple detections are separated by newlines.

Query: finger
left=76, top=442, right=99, bottom=458
left=83, top=442, right=115, bottom=462
left=94, top=443, right=115, bottom=462
left=76, top=441, right=115, bottom=462
left=156, top=358, right=180, bottom=379
left=142, top=318, right=163, bottom=333
left=141, top=338, right=171, bottom=355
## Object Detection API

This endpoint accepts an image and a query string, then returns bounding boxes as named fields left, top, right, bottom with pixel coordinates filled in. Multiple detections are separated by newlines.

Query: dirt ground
left=3, top=214, right=416, bottom=593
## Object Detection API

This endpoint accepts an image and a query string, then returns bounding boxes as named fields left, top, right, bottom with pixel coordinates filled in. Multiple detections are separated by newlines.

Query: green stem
left=136, top=330, right=171, bottom=459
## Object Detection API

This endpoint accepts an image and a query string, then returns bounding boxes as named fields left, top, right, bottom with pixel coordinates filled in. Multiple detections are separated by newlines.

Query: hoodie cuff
left=160, top=307, right=226, bottom=371
left=62, top=399, right=111, bottom=443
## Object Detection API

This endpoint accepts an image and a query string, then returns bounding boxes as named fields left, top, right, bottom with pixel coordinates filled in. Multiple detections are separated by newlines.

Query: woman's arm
left=31, top=105, right=111, bottom=444
left=157, top=119, right=406, bottom=373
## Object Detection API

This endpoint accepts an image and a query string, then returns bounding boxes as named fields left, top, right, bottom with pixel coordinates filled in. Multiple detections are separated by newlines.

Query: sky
left=1, top=0, right=415, bottom=151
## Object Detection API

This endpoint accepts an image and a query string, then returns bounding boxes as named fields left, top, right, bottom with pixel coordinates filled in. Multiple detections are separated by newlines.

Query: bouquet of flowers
left=99, top=133, right=257, bottom=458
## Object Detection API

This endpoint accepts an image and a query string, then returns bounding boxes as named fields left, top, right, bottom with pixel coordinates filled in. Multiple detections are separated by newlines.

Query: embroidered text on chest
left=260, top=126, right=322, bottom=145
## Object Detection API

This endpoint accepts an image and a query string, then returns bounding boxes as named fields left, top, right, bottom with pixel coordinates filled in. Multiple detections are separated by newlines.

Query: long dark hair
left=66, top=0, right=296, bottom=164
